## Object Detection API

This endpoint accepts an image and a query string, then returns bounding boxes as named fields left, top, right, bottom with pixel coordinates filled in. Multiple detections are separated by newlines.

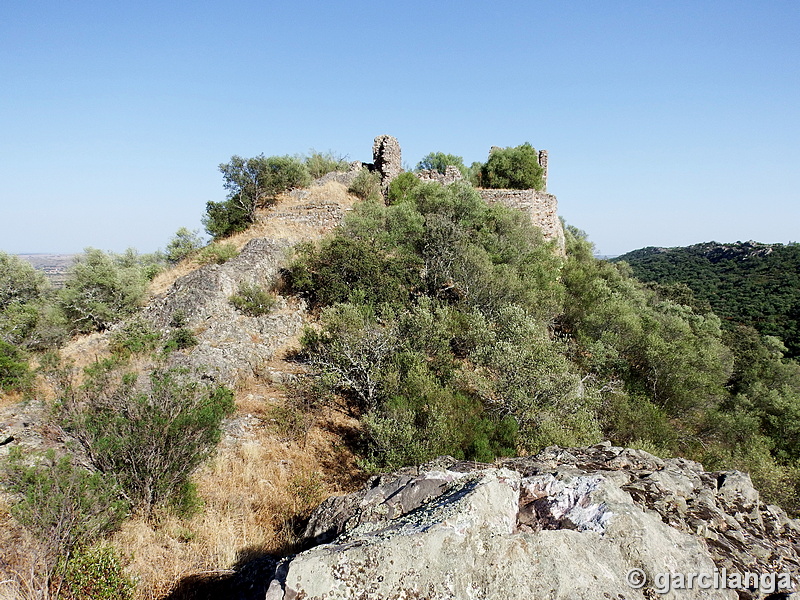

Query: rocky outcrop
left=140, top=182, right=356, bottom=386
left=260, top=444, right=800, bottom=600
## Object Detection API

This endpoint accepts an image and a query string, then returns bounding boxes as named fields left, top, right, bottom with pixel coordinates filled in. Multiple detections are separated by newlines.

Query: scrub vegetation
left=2, top=145, right=800, bottom=598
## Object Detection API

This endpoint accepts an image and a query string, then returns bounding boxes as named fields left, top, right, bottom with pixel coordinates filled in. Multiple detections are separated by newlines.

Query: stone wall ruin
left=362, top=135, right=564, bottom=254
left=477, top=188, right=565, bottom=253
left=371, top=134, right=403, bottom=190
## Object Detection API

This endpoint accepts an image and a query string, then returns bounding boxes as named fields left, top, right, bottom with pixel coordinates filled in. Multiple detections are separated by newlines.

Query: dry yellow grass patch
left=148, top=258, right=201, bottom=298
left=0, top=500, right=50, bottom=600
left=110, top=382, right=363, bottom=600
left=0, top=390, right=24, bottom=412
left=58, top=331, right=112, bottom=371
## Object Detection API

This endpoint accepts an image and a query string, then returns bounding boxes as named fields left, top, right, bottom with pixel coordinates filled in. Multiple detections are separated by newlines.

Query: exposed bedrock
left=261, top=444, right=800, bottom=600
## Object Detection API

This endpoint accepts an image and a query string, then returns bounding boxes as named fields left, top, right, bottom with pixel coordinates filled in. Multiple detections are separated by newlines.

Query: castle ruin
left=368, top=135, right=564, bottom=253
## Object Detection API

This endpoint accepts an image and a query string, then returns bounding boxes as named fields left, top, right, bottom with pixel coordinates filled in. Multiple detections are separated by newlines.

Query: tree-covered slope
left=614, top=241, right=800, bottom=357
left=283, top=175, right=800, bottom=513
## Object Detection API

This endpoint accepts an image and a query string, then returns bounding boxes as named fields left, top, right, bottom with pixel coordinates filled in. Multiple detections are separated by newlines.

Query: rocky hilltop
left=245, top=444, right=799, bottom=600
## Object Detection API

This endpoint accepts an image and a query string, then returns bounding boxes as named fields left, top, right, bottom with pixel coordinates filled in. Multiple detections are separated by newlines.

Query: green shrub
left=0, top=339, right=31, bottom=392
left=387, top=172, right=423, bottom=205
left=0, top=251, right=49, bottom=310
left=170, top=310, right=189, bottom=328
left=2, top=448, right=129, bottom=571
left=0, top=251, right=69, bottom=350
left=59, top=248, right=150, bottom=333
left=202, top=198, right=251, bottom=239
left=258, top=155, right=312, bottom=196
left=304, top=150, right=349, bottom=179
left=229, top=282, right=276, bottom=316
left=63, top=545, right=136, bottom=600
left=169, top=480, right=204, bottom=518
left=61, top=366, right=235, bottom=514
left=110, top=320, right=162, bottom=357
left=195, top=242, right=239, bottom=265
left=347, top=169, right=383, bottom=202
left=289, top=236, right=417, bottom=308
left=481, top=142, right=545, bottom=190
left=165, top=227, right=205, bottom=263
left=164, top=327, right=198, bottom=352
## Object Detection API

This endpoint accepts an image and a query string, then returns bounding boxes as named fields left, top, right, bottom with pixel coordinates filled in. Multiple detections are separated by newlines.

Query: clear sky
left=1, top=1, right=798, bottom=256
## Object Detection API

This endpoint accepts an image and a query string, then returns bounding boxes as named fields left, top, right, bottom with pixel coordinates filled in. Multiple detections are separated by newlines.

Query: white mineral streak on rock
left=520, top=473, right=612, bottom=532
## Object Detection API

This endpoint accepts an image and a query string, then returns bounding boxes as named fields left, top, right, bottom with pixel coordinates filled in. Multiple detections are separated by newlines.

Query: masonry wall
left=478, top=188, right=565, bottom=255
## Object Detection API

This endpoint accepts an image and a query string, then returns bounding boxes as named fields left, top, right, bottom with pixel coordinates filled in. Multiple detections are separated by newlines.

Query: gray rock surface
left=141, top=238, right=304, bottom=386
left=261, top=444, right=800, bottom=600
left=140, top=182, right=355, bottom=387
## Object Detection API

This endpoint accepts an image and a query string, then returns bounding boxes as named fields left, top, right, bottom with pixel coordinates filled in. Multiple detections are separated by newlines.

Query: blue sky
left=1, top=1, right=798, bottom=256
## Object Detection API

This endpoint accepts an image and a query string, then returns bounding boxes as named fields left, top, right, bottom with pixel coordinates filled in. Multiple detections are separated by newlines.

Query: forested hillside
left=284, top=174, right=800, bottom=515
left=614, top=242, right=800, bottom=357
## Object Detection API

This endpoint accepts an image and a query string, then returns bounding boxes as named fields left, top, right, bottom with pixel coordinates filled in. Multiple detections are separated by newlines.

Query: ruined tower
left=372, top=135, right=403, bottom=190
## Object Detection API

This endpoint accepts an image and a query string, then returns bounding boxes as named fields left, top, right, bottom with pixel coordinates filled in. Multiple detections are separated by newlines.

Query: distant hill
left=613, top=241, right=800, bottom=357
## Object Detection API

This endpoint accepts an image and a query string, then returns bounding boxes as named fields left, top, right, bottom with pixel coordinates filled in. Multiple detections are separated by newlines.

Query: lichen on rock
left=258, top=444, right=800, bottom=600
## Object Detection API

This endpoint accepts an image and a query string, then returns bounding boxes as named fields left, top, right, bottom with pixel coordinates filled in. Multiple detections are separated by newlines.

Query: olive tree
left=59, top=248, right=150, bottom=333
left=204, top=154, right=312, bottom=238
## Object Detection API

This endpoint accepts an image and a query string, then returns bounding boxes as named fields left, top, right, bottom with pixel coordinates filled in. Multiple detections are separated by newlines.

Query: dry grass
left=0, top=390, right=24, bottom=412
left=108, top=377, right=363, bottom=600
left=57, top=332, right=112, bottom=372
left=148, top=259, right=200, bottom=298
left=0, top=501, right=50, bottom=600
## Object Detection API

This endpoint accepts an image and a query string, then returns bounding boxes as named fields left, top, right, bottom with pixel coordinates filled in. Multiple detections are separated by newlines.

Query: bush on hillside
left=0, top=339, right=31, bottom=393
left=164, top=327, right=198, bottom=352
left=288, top=181, right=573, bottom=467
left=229, top=282, right=276, bottom=317
left=203, top=197, right=252, bottom=239
left=109, top=319, right=162, bottom=357
left=304, top=150, right=349, bottom=179
left=62, top=545, right=136, bottom=600
left=0, top=251, right=49, bottom=310
left=347, top=169, right=383, bottom=202
left=387, top=172, right=423, bottom=204
left=195, top=242, right=239, bottom=265
left=59, top=365, right=235, bottom=514
left=2, top=448, right=129, bottom=572
left=0, top=252, right=69, bottom=350
left=59, top=248, right=153, bottom=333
left=165, top=227, right=205, bottom=263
